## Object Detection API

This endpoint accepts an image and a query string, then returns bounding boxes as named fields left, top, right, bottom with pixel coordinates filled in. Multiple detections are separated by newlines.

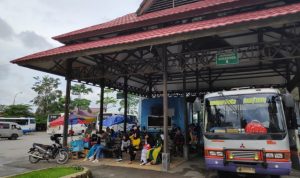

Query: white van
left=0, top=117, right=36, bottom=134
left=0, top=122, right=23, bottom=140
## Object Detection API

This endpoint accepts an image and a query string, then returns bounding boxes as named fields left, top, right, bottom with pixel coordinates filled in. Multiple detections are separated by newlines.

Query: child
left=115, top=134, right=130, bottom=162
left=140, top=144, right=151, bottom=165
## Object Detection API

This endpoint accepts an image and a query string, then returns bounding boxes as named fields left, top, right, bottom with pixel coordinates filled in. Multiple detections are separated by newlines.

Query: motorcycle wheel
left=29, top=151, right=40, bottom=164
left=56, top=150, right=69, bottom=164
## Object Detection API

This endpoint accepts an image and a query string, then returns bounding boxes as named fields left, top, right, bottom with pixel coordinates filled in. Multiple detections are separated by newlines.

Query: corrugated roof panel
left=12, top=3, right=300, bottom=64
left=53, top=0, right=239, bottom=42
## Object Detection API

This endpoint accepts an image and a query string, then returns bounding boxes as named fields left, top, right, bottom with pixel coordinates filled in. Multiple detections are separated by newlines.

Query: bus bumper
left=205, top=158, right=291, bottom=175
left=22, top=129, right=32, bottom=134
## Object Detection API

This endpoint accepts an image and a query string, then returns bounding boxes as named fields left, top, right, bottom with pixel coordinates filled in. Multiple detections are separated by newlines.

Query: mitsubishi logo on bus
left=240, top=143, right=245, bottom=149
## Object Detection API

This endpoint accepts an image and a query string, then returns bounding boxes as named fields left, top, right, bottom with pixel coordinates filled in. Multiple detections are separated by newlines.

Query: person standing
left=173, top=128, right=184, bottom=157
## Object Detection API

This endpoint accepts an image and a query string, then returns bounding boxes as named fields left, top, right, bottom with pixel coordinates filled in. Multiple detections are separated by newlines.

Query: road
left=0, top=132, right=300, bottom=178
left=0, top=132, right=53, bottom=177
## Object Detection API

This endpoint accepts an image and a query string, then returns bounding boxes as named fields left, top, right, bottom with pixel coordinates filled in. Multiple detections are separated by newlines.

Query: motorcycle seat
left=33, top=143, right=52, bottom=150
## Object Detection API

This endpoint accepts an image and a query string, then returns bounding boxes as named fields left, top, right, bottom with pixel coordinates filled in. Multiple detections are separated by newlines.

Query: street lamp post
left=13, top=92, right=23, bottom=105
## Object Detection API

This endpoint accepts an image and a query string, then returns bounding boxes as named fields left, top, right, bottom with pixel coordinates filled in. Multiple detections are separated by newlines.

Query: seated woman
left=115, top=134, right=131, bottom=162
left=140, top=133, right=154, bottom=165
left=84, top=135, right=105, bottom=163
left=147, top=134, right=163, bottom=165
left=128, top=133, right=141, bottom=164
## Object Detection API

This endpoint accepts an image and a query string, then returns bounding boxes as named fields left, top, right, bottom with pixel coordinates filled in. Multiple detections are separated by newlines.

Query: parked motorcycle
left=28, top=134, right=69, bottom=164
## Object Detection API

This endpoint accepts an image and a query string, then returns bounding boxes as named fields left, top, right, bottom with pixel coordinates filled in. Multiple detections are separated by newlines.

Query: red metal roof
left=53, top=0, right=239, bottom=42
left=12, top=3, right=300, bottom=64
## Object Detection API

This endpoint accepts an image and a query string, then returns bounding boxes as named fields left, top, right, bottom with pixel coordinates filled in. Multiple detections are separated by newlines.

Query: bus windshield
left=205, top=93, right=286, bottom=135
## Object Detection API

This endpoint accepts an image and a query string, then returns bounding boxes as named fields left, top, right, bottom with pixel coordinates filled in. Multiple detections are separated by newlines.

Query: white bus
left=96, top=113, right=138, bottom=132
left=203, top=88, right=292, bottom=176
left=47, top=114, right=87, bottom=136
left=0, top=117, right=36, bottom=134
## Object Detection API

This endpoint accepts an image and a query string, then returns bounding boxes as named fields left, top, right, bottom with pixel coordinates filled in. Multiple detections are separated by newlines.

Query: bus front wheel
left=217, top=171, right=231, bottom=178
left=270, top=175, right=280, bottom=178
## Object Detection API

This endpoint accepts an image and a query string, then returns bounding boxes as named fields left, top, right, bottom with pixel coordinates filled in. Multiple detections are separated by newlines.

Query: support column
left=183, top=70, right=189, bottom=160
left=196, top=66, right=201, bottom=128
left=99, top=79, right=105, bottom=132
left=63, top=59, right=73, bottom=147
left=161, top=46, right=170, bottom=172
left=123, top=76, right=128, bottom=133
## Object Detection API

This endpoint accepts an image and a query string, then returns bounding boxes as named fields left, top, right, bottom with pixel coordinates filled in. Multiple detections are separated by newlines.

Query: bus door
left=283, top=94, right=300, bottom=170
left=292, top=101, right=300, bottom=170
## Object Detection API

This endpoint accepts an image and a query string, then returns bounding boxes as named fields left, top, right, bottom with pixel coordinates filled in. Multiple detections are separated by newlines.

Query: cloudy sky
left=0, top=0, right=142, bottom=109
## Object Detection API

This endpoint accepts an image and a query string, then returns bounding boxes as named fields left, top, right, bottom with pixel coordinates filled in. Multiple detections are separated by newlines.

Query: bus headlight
left=209, top=151, right=217, bottom=156
left=274, top=153, right=284, bottom=159
left=266, top=153, right=274, bottom=158
left=266, top=152, right=287, bottom=159
left=206, top=150, right=224, bottom=157
left=216, top=151, right=223, bottom=157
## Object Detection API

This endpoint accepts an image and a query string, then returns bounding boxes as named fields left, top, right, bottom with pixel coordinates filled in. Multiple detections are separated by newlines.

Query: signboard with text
left=216, top=52, right=239, bottom=65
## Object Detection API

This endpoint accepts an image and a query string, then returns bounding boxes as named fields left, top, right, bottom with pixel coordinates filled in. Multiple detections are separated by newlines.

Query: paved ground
left=1, top=132, right=300, bottom=178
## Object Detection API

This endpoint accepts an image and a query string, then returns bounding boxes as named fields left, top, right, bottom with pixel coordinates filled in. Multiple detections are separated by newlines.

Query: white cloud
left=0, top=0, right=143, bottom=110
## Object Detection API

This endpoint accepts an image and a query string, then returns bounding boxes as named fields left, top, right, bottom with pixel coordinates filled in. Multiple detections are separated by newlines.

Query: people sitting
left=147, top=133, right=163, bottom=165
left=140, top=133, right=154, bottom=165
left=129, top=132, right=141, bottom=164
left=84, top=135, right=105, bottom=163
left=80, top=126, right=179, bottom=166
left=82, top=133, right=91, bottom=149
left=140, top=144, right=151, bottom=165
left=131, top=126, right=141, bottom=138
left=115, top=134, right=131, bottom=162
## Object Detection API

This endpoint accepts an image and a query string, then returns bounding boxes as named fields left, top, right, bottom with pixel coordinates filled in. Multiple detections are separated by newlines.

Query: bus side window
left=282, top=94, right=298, bottom=130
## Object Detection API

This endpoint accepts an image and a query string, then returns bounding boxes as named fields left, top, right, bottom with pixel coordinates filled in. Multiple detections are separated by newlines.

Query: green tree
left=71, top=98, right=91, bottom=110
left=71, top=84, right=92, bottom=96
left=96, top=89, right=117, bottom=112
left=2, top=104, right=33, bottom=117
left=71, top=84, right=92, bottom=110
left=32, top=76, right=63, bottom=123
left=118, top=94, right=139, bottom=115
left=0, top=105, right=6, bottom=113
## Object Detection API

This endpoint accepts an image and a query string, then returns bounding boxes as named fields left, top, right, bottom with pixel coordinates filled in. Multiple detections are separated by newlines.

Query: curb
left=61, top=167, right=92, bottom=178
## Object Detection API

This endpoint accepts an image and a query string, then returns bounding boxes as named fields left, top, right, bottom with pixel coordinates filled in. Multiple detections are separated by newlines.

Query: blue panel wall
left=140, top=97, right=186, bottom=132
